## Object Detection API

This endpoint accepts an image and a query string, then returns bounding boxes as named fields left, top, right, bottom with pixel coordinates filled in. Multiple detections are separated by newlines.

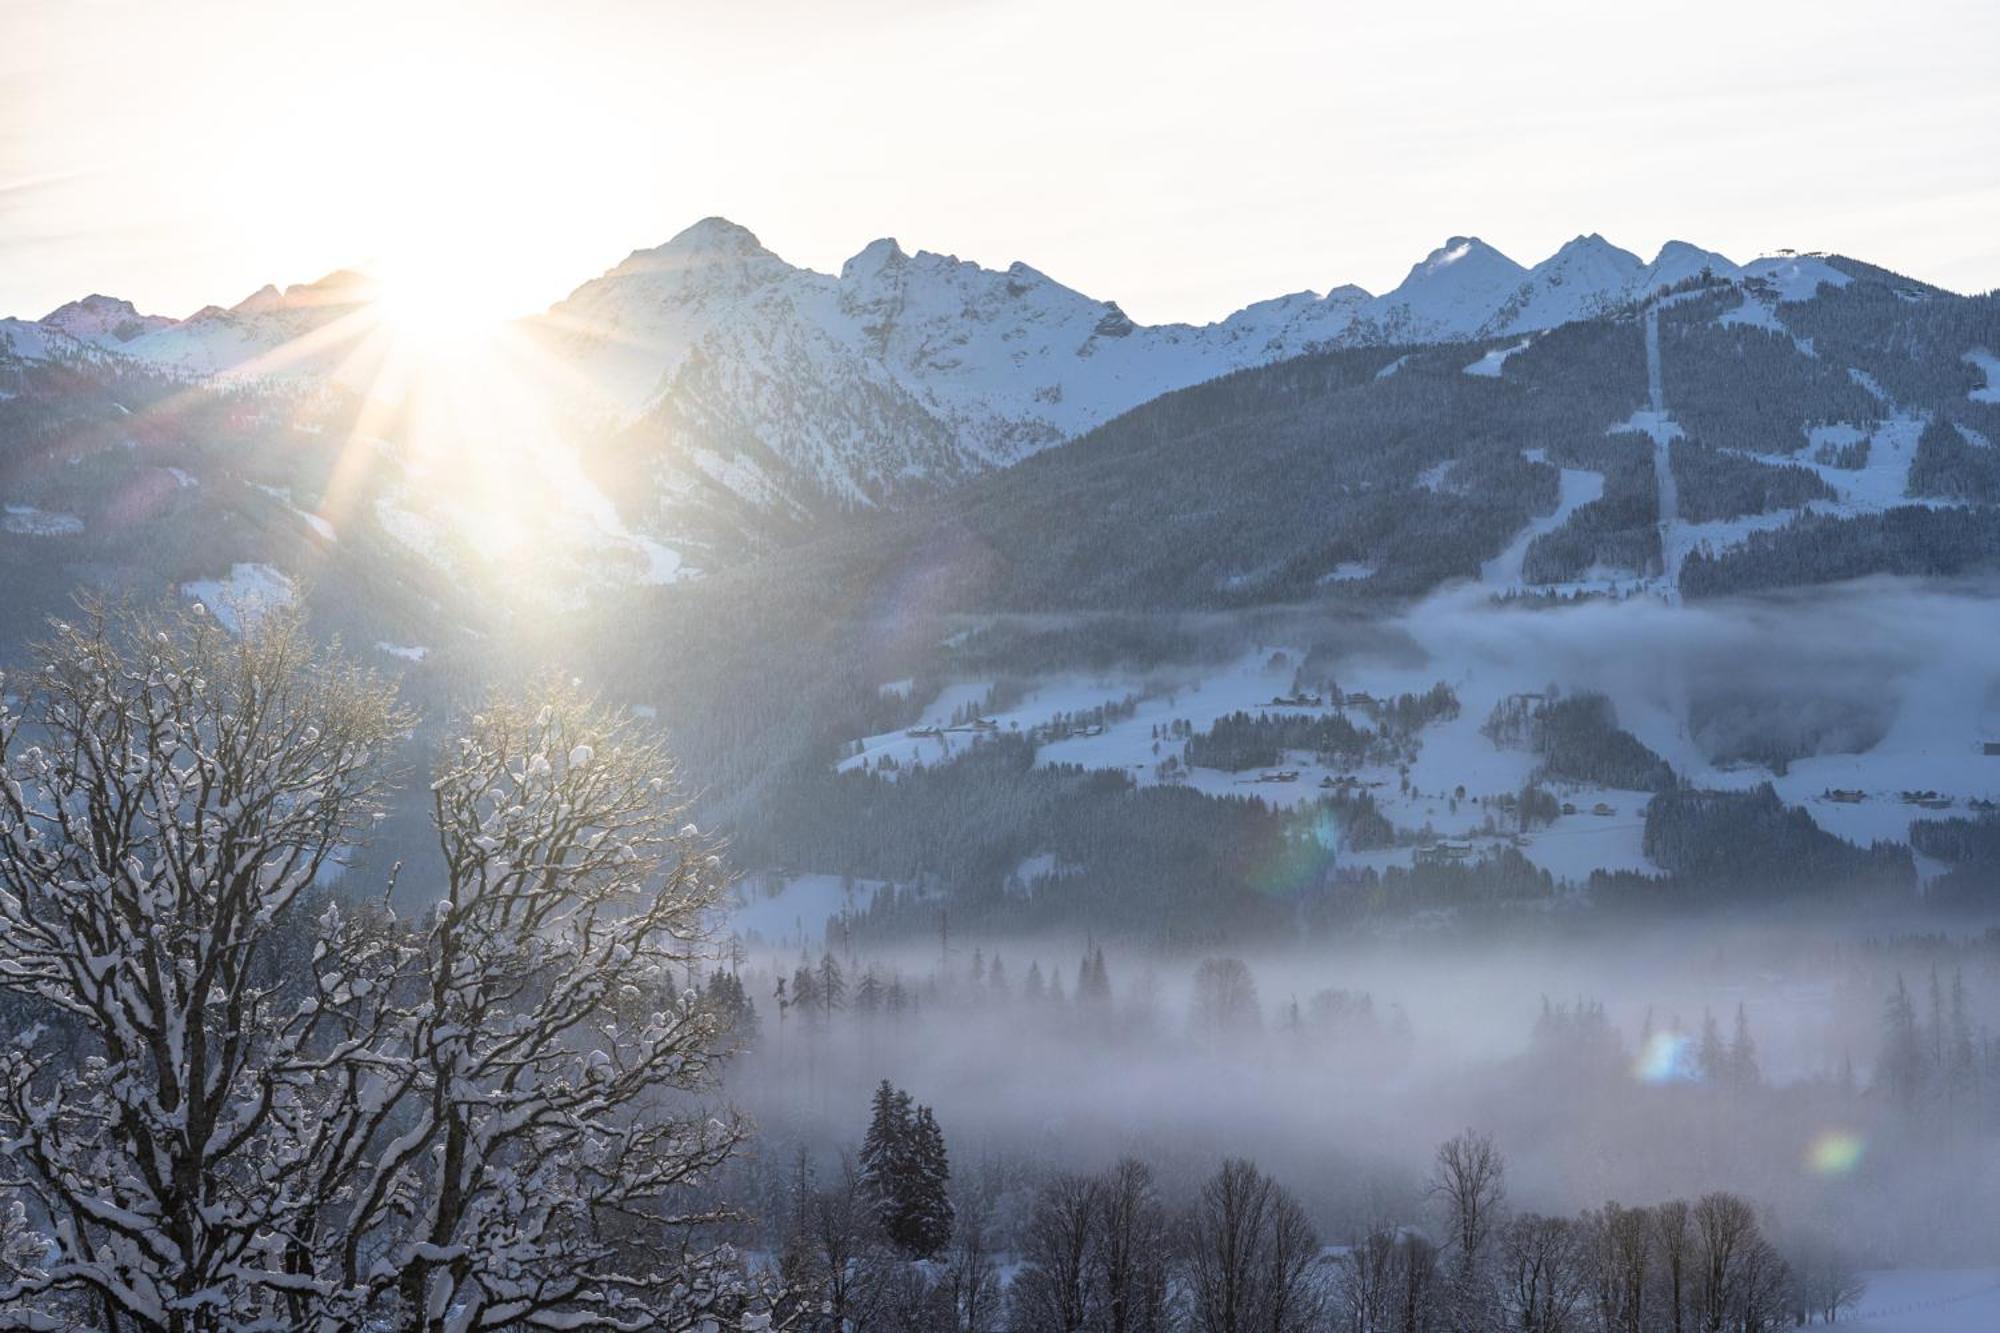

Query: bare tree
left=1650, top=1198, right=1693, bottom=1333
left=1428, top=1130, right=1507, bottom=1328
left=1691, top=1192, right=1788, bottom=1333
left=1181, top=1158, right=1324, bottom=1333
left=0, top=606, right=771, bottom=1330
left=944, top=1183, right=1001, bottom=1333
left=1789, top=1238, right=1866, bottom=1324
left=801, top=1157, right=880, bottom=1333
left=1094, top=1158, right=1170, bottom=1333
left=1012, top=1172, right=1102, bottom=1333
left=1391, top=1232, right=1441, bottom=1333
left=1333, top=1228, right=1399, bottom=1333
left=1499, top=1214, right=1588, bottom=1333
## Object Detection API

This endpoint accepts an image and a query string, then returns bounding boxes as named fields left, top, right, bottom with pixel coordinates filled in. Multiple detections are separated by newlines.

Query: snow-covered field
left=839, top=636, right=1662, bottom=883
left=1479, top=467, right=1604, bottom=591
left=180, top=563, right=297, bottom=632
left=1965, top=349, right=2000, bottom=404
left=1847, top=1269, right=2000, bottom=1332
left=727, top=873, right=884, bottom=949
left=1463, top=338, right=1531, bottom=378
left=1, top=505, right=84, bottom=536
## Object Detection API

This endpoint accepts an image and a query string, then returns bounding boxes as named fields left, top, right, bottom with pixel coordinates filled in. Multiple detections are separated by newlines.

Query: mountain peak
left=37, top=294, right=176, bottom=348
left=841, top=237, right=908, bottom=281
left=661, top=216, right=772, bottom=259
left=1425, top=236, right=1504, bottom=270
left=591, top=217, right=792, bottom=298
left=1540, top=233, right=1644, bottom=274
left=41, top=293, right=141, bottom=321
left=1555, top=232, right=1623, bottom=257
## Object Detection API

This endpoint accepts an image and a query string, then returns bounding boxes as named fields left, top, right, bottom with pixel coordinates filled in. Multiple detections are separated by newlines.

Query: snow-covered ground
left=840, top=681, right=1000, bottom=774
left=1463, top=338, right=1531, bottom=377
left=1965, top=349, right=2000, bottom=404
left=2, top=505, right=84, bottom=536
left=1847, top=1269, right=2000, bottom=1332
left=1479, top=467, right=1604, bottom=590
left=726, top=873, right=882, bottom=950
left=180, top=563, right=296, bottom=632
left=837, top=636, right=1662, bottom=883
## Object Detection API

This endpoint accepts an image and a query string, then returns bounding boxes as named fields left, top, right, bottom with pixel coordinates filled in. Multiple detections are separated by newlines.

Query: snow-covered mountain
left=2, top=222, right=1865, bottom=525
left=38, top=295, right=177, bottom=349
left=527, top=221, right=1838, bottom=518
left=117, top=271, right=378, bottom=378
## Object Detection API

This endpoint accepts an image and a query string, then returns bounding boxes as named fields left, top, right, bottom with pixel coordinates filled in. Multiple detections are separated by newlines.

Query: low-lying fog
left=716, top=919, right=1999, bottom=1269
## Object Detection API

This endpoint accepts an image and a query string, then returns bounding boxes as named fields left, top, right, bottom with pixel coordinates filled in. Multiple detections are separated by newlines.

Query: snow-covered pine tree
left=907, top=1105, right=955, bottom=1259
left=858, top=1079, right=915, bottom=1246
left=855, top=1082, right=952, bottom=1259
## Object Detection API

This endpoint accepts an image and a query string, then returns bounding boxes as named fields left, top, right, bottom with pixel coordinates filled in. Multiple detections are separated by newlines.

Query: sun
left=370, top=246, right=525, bottom=351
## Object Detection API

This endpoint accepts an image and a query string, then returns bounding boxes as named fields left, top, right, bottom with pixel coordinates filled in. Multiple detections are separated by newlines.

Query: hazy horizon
left=4, top=0, right=1996, bottom=324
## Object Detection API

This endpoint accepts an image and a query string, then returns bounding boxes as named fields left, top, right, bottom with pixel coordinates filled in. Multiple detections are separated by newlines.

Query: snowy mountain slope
left=0, top=317, right=90, bottom=364
left=117, top=270, right=377, bottom=378
left=3, top=221, right=1934, bottom=533
left=38, top=295, right=175, bottom=349
left=1484, top=234, right=1645, bottom=334
left=535, top=222, right=1845, bottom=520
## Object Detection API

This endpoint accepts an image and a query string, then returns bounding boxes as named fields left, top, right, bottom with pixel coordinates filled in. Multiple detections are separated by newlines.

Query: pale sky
left=3, top=0, right=1997, bottom=326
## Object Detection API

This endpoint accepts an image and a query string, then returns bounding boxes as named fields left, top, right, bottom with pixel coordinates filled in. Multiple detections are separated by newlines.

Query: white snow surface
left=1966, top=349, right=2000, bottom=403
left=37, top=294, right=174, bottom=349
left=514, top=222, right=1842, bottom=508
left=1846, top=1269, right=2000, bottom=1331
left=1, top=505, right=84, bottom=536
left=1741, top=253, right=1853, bottom=302
left=179, top=563, right=297, bottom=632
left=1463, top=339, right=1532, bottom=378
left=726, top=873, right=882, bottom=949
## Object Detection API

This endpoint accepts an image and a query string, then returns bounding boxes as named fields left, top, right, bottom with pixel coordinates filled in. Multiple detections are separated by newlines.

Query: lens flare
left=1807, top=1130, right=1865, bottom=1176
left=1633, top=1031, right=1696, bottom=1083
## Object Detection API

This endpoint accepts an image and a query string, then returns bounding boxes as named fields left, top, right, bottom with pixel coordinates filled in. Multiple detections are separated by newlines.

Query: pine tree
left=1880, top=974, right=1926, bottom=1112
left=1948, top=968, right=1978, bottom=1110
left=1697, top=1009, right=1727, bottom=1085
left=1728, top=1003, right=1759, bottom=1090
left=908, top=1105, right=956, bottom=1258
left=1076, top=945, right=1112, bottom=1014
left=857, top=1082, right=953, bottom=1258
left=817, top=951, right=847, bottom=1022
left=1928, top=967, right=1948, bottom=1080
left=859, top=1080, right=915, bottom=1245
left=855, top=966, right=886, bottom=1017
left=791, top=959, right=822, bottom=1029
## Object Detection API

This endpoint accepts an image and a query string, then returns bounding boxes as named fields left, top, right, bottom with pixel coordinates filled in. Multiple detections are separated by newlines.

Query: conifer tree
left=818, top=950, right=847, bottom=1022
left=857, top=1082, right=953, bottom=1258
left=1697, top=1009, right=1727, bottom=1085
left=908, top=1105, right=956, bottom=1258
left=1728, top=1003, right=1759, bottom=1090
left=1880, top=975, right=1926, bottom=1112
